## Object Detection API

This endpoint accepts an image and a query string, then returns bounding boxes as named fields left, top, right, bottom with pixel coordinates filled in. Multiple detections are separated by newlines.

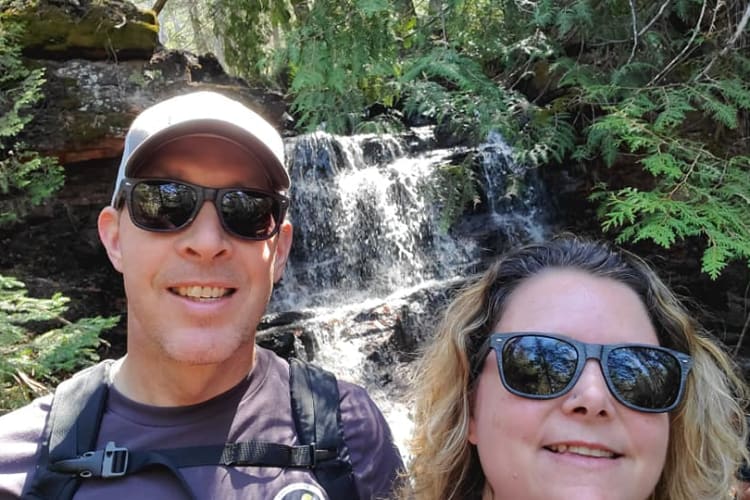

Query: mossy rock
left=1, top=0, right=158, bottom=60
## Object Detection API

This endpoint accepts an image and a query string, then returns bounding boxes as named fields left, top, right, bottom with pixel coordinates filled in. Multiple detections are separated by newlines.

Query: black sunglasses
left=475, top=332, right=692, bottom=413
left=115, top=178, right=289, bottom=240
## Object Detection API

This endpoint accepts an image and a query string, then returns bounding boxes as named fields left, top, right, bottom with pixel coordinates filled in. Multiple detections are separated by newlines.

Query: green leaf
left=640, top=153, right=683, bottom=180
left=690, top=87, right=738, bottom=129
left=701, top=244, right=728, bottom=280
left=1, top=274, right=119, bottom=411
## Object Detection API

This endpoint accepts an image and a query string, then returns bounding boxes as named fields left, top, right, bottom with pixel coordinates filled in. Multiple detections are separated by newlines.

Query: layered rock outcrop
left=3, top=0, right=287, bottom=165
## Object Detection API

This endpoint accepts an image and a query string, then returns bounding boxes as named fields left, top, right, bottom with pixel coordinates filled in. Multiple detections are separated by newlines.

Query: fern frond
left=718, top=79, right=750, bottom=111
left=640, top=153, right=684, bottom=180
left=653, top=89, right=695, bottom=132
left=701, top=244, right=729, bottom=279
left=689, top=86, right=738, bottom=129
left=611, top=63, right=657, bottom=87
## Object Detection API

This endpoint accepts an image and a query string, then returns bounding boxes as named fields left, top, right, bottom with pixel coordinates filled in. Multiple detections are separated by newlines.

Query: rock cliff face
left=23, top=51, right=288, bottom=164
left=4, top=0, right=159, bottom=60
left=4, top=0, right=287, bottom=166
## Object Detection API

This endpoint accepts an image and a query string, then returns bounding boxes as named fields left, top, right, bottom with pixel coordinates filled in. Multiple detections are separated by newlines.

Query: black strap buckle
left=310, top=443, right=337, bottom=467
left=52, top=441, right=129, bottom=478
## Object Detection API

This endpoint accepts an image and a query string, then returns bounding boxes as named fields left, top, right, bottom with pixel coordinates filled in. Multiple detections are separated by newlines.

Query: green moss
left=2, top=1, right=158, bottom=56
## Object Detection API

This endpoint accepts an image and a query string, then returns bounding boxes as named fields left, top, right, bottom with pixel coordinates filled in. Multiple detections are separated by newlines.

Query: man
left=0, top=91, right=404, bottom=499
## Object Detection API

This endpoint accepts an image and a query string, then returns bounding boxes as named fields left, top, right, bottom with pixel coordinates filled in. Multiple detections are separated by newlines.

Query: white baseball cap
left=111, top=91, right=289, bottom=205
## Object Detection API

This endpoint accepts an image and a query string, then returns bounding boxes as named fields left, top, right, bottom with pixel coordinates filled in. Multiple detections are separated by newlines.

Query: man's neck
left=111, top=347, right=257, bottom=407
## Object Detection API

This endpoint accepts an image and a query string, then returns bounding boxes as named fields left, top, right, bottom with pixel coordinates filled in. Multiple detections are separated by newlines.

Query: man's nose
left=175, top=201, right=232, bottom=260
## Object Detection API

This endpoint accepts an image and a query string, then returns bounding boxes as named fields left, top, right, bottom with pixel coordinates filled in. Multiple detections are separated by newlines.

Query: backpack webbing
left=21, top=358, right=359, bottom=500
left=289, top=358, right=357, bottom=499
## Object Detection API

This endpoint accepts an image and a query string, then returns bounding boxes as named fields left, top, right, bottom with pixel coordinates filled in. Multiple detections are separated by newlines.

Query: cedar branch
left=698, top=1, right=750, bottom=79
left=649, top=0, right=708, bottom=85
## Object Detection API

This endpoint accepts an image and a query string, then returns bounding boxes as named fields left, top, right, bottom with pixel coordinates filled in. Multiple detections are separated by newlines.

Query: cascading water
left=271, top=129, right=479, bottom=310
left=477, top=131, right=548, bottom=244
left=267, top=128, right=551, bottom=457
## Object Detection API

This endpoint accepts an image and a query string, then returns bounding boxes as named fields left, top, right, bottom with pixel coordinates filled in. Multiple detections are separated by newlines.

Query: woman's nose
left=560, top=360, right=616, bottom=418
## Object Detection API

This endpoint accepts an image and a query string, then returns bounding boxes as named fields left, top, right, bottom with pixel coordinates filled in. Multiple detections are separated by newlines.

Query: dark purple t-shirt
left=0, top=347, right=403, bottom=499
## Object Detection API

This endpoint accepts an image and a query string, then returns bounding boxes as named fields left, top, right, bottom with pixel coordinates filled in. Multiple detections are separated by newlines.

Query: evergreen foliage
left=0, top=20, right=64, bottom=226
left=0, top=275, right=119, bottom=413
left=284, top=0, right=402, bottom=132
left=144, top=0, right=750, bottom=276
left=0, top=18, right=117, bottom=414
left=222, top=0, right=750, bottom=277
left=404, top=2, right=749, bottom=278
left=431, top=159, right=480, bottom=232
left=534, top=1, right=750, bottom=278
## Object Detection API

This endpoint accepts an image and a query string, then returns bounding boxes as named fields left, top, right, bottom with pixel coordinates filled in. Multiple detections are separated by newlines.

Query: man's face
left=98, top=136, right=292, bottom=366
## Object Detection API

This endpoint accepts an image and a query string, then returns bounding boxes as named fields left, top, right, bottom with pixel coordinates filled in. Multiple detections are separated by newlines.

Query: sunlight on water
left=291, top=299, right=417, bottom=460
left=272, top=131, right=478, bottom=311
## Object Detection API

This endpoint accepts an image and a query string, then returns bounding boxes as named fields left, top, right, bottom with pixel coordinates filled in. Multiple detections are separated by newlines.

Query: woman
left=403, top=237, right=747, bottom=500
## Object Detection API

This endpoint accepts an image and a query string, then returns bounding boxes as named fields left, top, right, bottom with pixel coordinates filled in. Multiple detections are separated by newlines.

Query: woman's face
left=469, top=268, right=670, bottom=500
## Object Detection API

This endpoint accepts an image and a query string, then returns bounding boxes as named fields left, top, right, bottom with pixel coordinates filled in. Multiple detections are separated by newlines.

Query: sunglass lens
left=607, top=347, right=681, bottom=410
left=220, top=191, right=279, bottom=239
left=502, top=336, right=578, bottom=397
left=131, top=181, right=196, bottom=230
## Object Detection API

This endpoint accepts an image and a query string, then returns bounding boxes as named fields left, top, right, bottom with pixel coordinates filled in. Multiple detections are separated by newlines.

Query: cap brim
left=122, top=119, right=290, bottom=191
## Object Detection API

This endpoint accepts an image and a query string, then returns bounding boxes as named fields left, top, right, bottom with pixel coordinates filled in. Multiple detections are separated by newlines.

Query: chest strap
left=49, top=440, right=339, bottom=478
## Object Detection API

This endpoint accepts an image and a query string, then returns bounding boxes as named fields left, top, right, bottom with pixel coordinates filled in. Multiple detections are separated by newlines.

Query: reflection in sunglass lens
left=607, top=347, right=681, bottom=410
left=502, top=336, right=578, bottom=396
left=132, top=181, right=196, bottom=230
left=221, top=191, right=278, bottom=239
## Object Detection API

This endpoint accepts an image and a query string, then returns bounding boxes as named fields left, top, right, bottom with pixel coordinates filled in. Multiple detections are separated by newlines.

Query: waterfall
left=266, top=128, right=551, bottom=457
left=271, top=128, right=548, bottom=311
left=478, top=132, right=546, bottom=245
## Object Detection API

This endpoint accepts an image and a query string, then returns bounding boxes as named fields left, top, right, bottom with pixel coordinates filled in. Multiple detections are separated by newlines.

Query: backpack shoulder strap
left=23, top=360, right=114, bottom=500
left=23, top=358, right=359, bottom=500
left=289, top=358, right=359, bottom=500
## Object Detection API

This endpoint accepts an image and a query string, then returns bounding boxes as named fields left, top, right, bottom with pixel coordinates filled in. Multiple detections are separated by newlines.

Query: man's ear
left=98, top=206, right=124, bottom=273
left=272, top=221, right=293, bottom=283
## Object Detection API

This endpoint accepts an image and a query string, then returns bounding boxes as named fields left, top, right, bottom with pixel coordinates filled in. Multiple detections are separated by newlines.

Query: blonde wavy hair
left=401, top=237, right=748, bottom=500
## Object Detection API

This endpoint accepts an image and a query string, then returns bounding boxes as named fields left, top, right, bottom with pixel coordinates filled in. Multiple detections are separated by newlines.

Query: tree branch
left=725, top=1, right=750, bottom=50
left=589, top=0, right=669, bottom=47
left=627, top=0, right=639, bottom=64
left=649, top=0, right=708, bottom=85
left=706, top=0, right=724, bottom=38
left=697, top=1, right=750, bottom=79
left=638, top=0, right=671, bottom=37
left=668, top=155, right=699, bottom=199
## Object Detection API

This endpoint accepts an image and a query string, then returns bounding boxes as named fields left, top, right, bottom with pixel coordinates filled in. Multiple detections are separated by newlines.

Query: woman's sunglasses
left=476, top=332, right=693, bottom=413
left=114, top=178, right=289, bottom=240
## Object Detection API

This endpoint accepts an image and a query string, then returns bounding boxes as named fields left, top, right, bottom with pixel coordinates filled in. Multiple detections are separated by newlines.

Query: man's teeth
left=174, top=286, right=231, bottom=299
left=547, top=444, right=616, bottom=458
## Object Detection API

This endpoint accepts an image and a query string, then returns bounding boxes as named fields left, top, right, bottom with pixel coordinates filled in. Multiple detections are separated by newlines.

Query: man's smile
left=170, top=285, right=236, bottom=300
